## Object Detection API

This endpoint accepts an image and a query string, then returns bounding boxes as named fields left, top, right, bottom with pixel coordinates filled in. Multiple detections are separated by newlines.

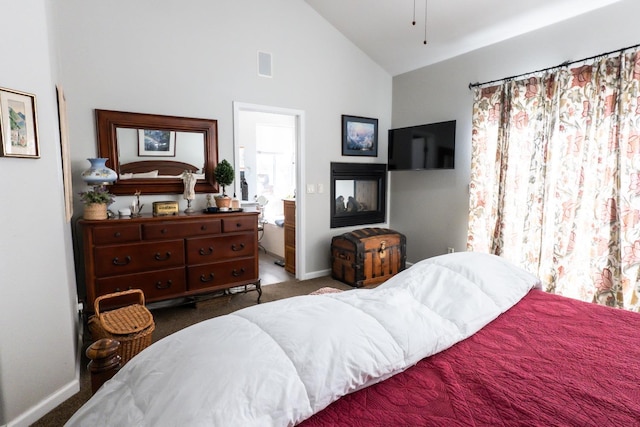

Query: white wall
left=390, top=0, right=640, bottom=263
left=0, top=0, right=78, bottom=425
left=54, top=0, right=392, bottom=278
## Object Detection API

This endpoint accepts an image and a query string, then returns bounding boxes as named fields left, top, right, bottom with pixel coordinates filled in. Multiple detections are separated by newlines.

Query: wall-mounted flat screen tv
left=388, top=120, right=456, bottom=170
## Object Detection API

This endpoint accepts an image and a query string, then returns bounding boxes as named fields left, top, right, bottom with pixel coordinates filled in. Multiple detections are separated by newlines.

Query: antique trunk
left=331, top=228, right=406, bottom=287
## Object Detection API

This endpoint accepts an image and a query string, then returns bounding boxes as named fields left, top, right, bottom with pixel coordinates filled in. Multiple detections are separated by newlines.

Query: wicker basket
left=83, top=203, right=108, bottom=220
left=88, top=289, right=155, bottom=365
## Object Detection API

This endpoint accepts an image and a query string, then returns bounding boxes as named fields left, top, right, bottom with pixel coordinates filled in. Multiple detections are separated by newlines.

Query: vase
left=81, top=158, right=118, bottom=185
left=84, top=203, right=108, bottom=220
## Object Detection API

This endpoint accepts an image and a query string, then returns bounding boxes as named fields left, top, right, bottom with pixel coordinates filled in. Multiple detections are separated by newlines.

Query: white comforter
left=66, top=252, right=540, bottom=426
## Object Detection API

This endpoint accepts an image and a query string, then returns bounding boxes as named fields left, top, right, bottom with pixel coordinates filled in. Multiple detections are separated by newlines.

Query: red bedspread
left=301, top=290, right=640, bottom=426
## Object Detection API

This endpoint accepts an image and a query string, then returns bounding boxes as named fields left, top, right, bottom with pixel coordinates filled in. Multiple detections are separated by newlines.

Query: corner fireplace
left=330, top=162, right=387, bottom=228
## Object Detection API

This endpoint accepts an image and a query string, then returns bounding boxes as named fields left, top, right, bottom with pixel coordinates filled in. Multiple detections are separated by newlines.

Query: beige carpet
left=33, top=276, right=351, bottom=426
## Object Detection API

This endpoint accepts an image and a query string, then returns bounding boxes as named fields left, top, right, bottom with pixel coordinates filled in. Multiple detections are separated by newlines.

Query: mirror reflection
left=96, top=109, right=219, bottom=195
left=115, top=127, right=206, bottom=179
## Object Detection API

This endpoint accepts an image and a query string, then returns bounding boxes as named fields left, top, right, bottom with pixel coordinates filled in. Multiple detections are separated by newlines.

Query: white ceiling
left=304, top=0, right=622, bottom=76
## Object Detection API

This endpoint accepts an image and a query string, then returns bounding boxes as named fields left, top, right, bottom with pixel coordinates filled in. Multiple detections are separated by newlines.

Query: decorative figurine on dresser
left=79, top=211, right=262, bottom=314
left=181, top=170, right=197, bottom=214
left=130, top=190, right=144, bottom=217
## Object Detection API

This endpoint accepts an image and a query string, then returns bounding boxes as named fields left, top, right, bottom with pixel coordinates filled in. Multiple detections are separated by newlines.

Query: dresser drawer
left=187, top=259, right=257, bottom=291
left=95, top=267, right=187, bottom=302
left=143, top=219, right=222, bottom=240
left=186, top=233, right=256, bottom=264
left=94, top=240, right=185, bottom=276
left=93, top=224, right=141, bottom=245
left=222, top=216, right=256, bottom=233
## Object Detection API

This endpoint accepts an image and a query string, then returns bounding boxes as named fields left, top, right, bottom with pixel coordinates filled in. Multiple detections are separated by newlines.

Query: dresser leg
left=256, top=281, right=262, bottom=303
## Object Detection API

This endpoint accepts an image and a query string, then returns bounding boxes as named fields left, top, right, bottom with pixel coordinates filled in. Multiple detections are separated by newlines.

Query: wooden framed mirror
left=95, top=109, right=219, bottom=195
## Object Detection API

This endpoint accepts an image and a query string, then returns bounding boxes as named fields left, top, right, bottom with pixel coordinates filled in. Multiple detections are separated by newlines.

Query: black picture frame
left=341, top=115, right=378, bottom=157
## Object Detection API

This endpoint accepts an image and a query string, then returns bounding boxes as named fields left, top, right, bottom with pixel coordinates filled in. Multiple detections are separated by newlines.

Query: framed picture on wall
left=342, top=115, right=378, bottom=157
left=0, top=87, right=40, bottom=158
left=138, top=129, right=176, bottom=157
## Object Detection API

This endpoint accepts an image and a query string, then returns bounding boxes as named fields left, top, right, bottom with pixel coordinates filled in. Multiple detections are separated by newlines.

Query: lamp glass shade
left=81, top=158, right=117, bottom=185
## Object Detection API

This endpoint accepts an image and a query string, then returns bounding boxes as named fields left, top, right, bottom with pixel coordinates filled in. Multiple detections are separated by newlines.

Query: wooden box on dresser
left=79, top=212, right=261, bottom=313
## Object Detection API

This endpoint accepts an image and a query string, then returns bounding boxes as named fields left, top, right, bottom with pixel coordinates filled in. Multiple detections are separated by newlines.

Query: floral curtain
left=468, top=49, right=640, bottom=310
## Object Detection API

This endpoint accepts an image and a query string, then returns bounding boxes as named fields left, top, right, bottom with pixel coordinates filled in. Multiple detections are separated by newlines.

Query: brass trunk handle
left=378, top=241, right=387, bottom=259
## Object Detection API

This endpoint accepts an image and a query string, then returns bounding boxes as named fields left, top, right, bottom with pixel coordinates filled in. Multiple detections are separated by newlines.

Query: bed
left=118, top=160, right=203, bottom=179
left=65, top=253, right=640, bottom=426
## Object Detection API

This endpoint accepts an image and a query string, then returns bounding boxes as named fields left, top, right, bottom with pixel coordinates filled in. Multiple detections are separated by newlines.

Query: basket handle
left=94, top=289, right=146, bottom=316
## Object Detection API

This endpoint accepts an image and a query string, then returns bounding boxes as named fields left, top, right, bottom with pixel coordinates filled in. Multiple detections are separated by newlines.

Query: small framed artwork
left=342, top=115, right=378, bottom=157
left=138, top=129, right=176, bottom=157
left=0, top=87, right=40, bottom=158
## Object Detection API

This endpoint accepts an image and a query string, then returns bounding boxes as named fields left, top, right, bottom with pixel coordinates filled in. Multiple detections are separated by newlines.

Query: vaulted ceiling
left=305, top=0, right=622, bottom=76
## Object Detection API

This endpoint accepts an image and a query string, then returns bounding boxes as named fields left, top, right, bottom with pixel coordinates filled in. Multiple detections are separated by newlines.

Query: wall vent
left=257, top=51, right=272, bottom=78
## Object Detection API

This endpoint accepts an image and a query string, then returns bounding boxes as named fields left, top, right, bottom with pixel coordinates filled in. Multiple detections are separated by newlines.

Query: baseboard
left=7, top=308, right=84, bottom=427
left=301, top=268, right=331, bottom=280
left=7, top=380, right=79, bottom=427
left=300, top=264, right=413, bottom=282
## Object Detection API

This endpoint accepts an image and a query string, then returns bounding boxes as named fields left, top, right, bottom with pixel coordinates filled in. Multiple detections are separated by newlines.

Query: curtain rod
left=468, top=42, right=640, bottom=90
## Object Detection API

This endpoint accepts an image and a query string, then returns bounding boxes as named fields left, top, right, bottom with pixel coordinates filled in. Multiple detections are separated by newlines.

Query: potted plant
left=213, top=159, right=234, bottom=209
left=80, top=186, right=115, bottom=220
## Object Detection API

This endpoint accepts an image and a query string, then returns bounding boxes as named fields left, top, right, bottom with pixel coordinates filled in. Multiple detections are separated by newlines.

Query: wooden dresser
left=79, top=212, right=260, bottom=312
left=283, top=199, right=295, bottom=274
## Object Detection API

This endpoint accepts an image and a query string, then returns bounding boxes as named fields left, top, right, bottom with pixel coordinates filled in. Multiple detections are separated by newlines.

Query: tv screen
left=388, top=120, right=456, bottom=170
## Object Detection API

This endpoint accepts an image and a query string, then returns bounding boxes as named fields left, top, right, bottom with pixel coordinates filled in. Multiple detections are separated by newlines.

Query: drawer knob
left=112, top=256, right=132, bottom=266
left=156, top=280, right=172, bottom=290
left=236, top=223, right=242, bottom=228
left=154, top=252, right=171, bottom=261
left=201, top=225, right=207, bottom=231
left=200, top=273, right=215, bottom=283
left=199, top=247, right=214, bottom=256
left=231, top=243, right=245, bottom=252
left=232, top=267, right=246, bottom=277
left=161, top=228, right=167, bottom=234
left=114, top=232, right=121, bottom=238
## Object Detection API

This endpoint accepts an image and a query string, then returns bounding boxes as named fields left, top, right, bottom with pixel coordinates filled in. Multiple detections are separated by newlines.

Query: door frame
left=232, top=102, right=305, bottom=280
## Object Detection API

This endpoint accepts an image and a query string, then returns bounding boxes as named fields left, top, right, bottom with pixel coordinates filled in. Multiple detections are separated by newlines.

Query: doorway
left=233, top=102, right=304, bottom=281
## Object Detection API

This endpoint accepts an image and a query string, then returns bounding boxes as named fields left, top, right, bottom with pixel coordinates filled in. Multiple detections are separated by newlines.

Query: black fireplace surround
left=330, top=162, right=387, bottom=228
